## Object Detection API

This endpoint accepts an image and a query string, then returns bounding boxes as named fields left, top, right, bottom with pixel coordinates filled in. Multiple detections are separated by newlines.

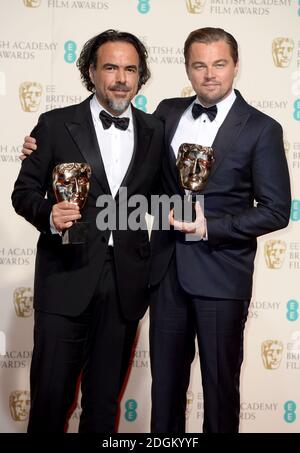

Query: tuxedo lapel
left=165, top=96, right=196, bottom=192
left=65, top=97, right=111, bottom=195
left=116, top=106, right=154, bottom=199
left=165, top=96, right=196, bottom=157
left=208, top=91, right=250, bottom=182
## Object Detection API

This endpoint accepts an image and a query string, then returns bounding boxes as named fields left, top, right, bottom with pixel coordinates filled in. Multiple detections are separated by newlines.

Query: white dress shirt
left=171, top=90, right=236, bottom=239
left=51, top=96, right=134, bottom=244
left=90, top=95, right=134, bottom=198
left=171, top=89, right=236, bottom=157
left=90, top=95, right=134, bottom=246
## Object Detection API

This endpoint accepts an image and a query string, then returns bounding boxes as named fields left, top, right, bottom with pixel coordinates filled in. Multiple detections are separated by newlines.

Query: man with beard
left=12, top=29, right=163, bottom=433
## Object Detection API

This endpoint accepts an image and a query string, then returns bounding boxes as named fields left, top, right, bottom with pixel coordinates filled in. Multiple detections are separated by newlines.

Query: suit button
left=101, top=237, right=106, bottom=243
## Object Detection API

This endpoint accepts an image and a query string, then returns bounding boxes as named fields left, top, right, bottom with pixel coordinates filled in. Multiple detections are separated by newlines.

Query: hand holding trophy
left=52, top=163, right=91, bottom=244
left=175, top=143, right=214, bottom=222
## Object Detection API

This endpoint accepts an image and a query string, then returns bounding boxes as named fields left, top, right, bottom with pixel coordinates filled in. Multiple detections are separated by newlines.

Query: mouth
left=110, top=86, right=131, bottom=93
left=203, top=83, right=219, bottom=88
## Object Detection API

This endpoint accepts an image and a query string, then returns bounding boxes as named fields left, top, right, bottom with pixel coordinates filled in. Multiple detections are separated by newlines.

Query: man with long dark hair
left=12, top=29, right=163, bottom=433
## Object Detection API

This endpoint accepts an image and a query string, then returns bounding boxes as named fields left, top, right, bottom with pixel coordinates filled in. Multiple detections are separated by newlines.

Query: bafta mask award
left=52, top=163, right=91, bottom=245
left=176, top=143, right=214, bottom=222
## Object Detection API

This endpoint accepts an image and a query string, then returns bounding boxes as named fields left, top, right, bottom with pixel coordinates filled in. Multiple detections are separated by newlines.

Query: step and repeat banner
left=0, top=0, right=299, bottom=433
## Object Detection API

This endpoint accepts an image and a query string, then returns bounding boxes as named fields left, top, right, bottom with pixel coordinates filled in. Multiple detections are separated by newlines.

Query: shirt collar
left=90, top=94, right=133, bottom=131
left=193, top=89, right=236, bottom=124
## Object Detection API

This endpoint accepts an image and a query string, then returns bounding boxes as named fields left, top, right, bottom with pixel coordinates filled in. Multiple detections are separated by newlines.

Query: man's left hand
left=169, top=201, right=206, bottom=239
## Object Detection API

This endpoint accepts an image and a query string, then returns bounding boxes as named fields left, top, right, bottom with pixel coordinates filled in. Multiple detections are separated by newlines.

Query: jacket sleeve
left=206, top=120, right=291, bottom=246
left=11, top=114, right=54, bottom=234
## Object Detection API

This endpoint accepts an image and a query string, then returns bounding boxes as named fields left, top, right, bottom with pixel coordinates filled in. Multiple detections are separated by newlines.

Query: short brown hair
left=184, top=27, right=238, bottom=66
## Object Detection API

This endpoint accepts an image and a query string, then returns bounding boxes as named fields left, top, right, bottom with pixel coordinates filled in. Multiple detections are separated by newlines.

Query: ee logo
left=284, top=401, right=296, bottom=423
left=293, top=99, right=300, bottom=121
left=290, top=199, right=300, bottom=221
left=64, top=41, right=77, bottom=64
left=134, top=95, right=147, bottom=112
left=286, top=300, right=299, bottom=321
left=137, top=0, right=150, bottom=14
left=125, top=399, right=137, bottom=422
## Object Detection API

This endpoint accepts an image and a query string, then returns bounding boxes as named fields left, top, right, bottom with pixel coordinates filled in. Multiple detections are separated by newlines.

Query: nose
left=205, top=66, right=215, bottom=79
left=116, top=68, right=126, bottom=83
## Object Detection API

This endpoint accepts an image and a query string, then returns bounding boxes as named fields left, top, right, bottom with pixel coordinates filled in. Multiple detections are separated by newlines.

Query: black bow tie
left=192, top=103, right=217, bottom=122
left=99, top=110, right=130, bottom=131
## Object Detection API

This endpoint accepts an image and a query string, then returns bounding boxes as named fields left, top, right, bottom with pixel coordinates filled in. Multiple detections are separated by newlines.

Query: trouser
left=28, top=248, right=138, bottom=433
left=150, top=255, right=249, bottom=433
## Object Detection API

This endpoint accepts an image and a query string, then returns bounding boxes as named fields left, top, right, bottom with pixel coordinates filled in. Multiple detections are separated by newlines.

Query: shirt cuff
left=50, top=213, right=62, bottom=236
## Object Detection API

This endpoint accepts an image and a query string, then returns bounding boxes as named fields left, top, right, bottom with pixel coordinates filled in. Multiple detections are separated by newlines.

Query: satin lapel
left=65, top=97, right=111, bottom=195
left=115, top=106, right=154, bottom=200
left=165, top=96, right=196, bottom=192
left=207, top=91, right=250, bottom=183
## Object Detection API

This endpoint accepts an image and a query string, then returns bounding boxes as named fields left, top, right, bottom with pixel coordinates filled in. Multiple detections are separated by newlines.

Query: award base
left=173, top=197, right=196, bottom=223
left=62, top=222, right=89, bottom=245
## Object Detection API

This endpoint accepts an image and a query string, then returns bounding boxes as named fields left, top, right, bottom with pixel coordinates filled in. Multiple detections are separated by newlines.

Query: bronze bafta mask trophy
left=52, top=163, right=91, bottom=244
left=176, top=143, right=214, bottom=221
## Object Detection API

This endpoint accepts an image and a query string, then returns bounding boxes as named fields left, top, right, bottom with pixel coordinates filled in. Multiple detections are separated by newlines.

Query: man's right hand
left=52, top=202, right=81, bottom=232
left=19, top=136, right=37, bottom=161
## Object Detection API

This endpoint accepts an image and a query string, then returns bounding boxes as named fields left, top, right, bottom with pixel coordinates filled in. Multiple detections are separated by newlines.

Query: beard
left=107, top=82, right=132, bottom=114
left=108, top=98, right=130, bottom=113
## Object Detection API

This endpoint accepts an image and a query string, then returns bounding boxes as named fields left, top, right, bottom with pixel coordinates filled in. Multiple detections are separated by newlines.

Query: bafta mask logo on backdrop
left=13, top=287, right=33, bottom=318
left=19, top=82, right=43, bottom=112
left=23, top=0, right=41, bottom=7
left=9, top=391, right=30, bottom=421
left=186, top=0, right=206, bottom=14
left=181, top=86, right=195, bottom=97
left=272, top=38, right=294, bottom=68
left=185, top=390, right=194, bottom=419
left=264, top=239, right=287, bottom=269
left=261, top=340, right=283, bottom=370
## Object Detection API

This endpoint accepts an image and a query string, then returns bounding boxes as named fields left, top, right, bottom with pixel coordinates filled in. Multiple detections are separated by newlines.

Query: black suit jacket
left=12, top=95, right=163, bottom=320
left=150, top=90, right=291, bottom=300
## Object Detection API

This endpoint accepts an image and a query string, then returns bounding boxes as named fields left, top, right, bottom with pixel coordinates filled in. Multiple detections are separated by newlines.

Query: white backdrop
left=0, top=0, right=299, bottom=433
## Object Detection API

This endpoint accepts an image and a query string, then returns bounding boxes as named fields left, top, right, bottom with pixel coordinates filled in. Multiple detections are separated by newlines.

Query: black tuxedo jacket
left=12, top=95, right=163, bottom=320
left=150, top=90, right=291, bottom=300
